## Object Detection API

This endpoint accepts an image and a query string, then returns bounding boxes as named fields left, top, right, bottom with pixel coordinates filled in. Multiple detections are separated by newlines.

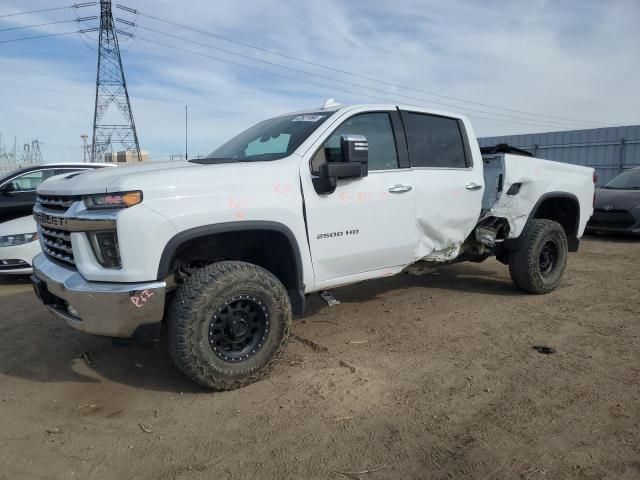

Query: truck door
left=399, top=110, right=484, bottom=260
left=300, top=110, right=417, bottom=287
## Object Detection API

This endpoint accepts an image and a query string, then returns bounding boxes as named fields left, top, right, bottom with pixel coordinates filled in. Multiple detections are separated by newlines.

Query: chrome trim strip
left=33, top=206, right=117, bottom=232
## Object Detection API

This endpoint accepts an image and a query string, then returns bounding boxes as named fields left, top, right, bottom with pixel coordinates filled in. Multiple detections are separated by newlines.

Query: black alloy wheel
left=208, top=295, right=270, bottom=363
left=508, top=219, right=568, bottom=294
left=538, top=240, right=559, bottom=278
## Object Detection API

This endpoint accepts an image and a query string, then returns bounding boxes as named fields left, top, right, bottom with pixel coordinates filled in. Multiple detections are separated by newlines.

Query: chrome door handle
left=466, top=183, right=482, bottom=191
left=388, top=184, right=412, bottom=193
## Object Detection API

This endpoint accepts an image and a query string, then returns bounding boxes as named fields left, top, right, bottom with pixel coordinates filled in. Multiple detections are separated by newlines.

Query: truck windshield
left=602, top=169, right=640, bottom=189
left=193, top=112, right=333, bottom=164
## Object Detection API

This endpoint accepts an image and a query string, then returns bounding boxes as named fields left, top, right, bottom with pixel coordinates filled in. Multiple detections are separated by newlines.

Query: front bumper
left=0, top=240, right=41, bottom=275
left=31, top=254, right=166, bottom=338
left=586, top=209, right=640, bottom=234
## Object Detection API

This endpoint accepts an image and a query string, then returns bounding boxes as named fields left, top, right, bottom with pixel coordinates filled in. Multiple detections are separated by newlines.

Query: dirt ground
left=0, top=236, right=639, bottom=480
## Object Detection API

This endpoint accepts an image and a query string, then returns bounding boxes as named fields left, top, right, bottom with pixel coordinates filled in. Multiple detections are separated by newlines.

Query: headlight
left=88, top=231, right=121, bottom=268
left=84, top=191, right=142, bottom=209
left=0, top=232, right=39, bottom=247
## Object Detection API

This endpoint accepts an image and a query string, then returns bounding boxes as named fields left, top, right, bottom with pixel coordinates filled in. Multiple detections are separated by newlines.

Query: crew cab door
left=300, top=110, right=416, bottom=287
left=399, top=110, right=484, bottom=260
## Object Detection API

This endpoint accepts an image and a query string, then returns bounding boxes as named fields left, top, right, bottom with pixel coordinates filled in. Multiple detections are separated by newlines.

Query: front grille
left=40, top=226, right=75, bottom=265
left=36, top=194, right=80, bottom=213
left=589, top=209, right=636, bottom=229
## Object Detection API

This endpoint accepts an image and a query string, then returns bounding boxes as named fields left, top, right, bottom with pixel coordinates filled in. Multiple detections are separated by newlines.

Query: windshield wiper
left=189, top=157, right=250, bottom=164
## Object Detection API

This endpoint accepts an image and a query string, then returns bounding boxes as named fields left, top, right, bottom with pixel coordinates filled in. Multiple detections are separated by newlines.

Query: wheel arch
left=157, top=221, right=305, bottom=316
left=505, top=192, right=581, bottom=252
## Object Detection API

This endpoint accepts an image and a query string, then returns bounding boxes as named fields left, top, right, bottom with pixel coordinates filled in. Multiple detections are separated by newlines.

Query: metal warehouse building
left=479, top=125, right=640, bottom=185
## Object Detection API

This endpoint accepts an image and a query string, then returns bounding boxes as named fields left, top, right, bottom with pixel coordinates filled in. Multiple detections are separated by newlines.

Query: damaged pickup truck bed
left=31, top=103, right=595, bottom=390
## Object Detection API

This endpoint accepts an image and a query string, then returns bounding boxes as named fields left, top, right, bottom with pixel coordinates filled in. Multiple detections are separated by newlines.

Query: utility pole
left=81, top=134, right=89, bottom=162
left=90, top=0, right=141, bottom=163
left=185, top=105, right=188, bottom=161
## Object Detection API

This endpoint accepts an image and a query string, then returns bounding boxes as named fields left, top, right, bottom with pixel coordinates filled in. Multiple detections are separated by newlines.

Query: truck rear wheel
left=508, top=219, right=568, bottom=294
left=167, top=261, right=292, bottom=390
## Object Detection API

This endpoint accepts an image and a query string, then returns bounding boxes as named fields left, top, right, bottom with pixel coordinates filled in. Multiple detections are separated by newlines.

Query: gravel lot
left=1, top=236, right=639, bottom=480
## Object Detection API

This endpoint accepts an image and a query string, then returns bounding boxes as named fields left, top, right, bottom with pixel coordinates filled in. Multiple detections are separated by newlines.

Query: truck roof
left=281, top=103, right=470, bottom=123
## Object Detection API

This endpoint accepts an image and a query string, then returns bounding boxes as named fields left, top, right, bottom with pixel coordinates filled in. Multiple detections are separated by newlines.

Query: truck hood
left=38, top=161, right=199, bottom=196
left=594, top=188, right=640, bottom=210
left=36, top=157, right=303, bottom=206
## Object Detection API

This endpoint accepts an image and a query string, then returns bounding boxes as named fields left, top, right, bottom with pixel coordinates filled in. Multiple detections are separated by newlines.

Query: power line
left=0, top=3, right=96, bottom=19
left=0, top=30, right=96, bottom=44
left=0, top=17, right=97, bottom=33
left=74, top=8, right=99, bottom=51
left=123, top=6, right=619, bottom=128
left=134, top=35, right=587, bottom=131
left=134, top=24, right=594, bottom=130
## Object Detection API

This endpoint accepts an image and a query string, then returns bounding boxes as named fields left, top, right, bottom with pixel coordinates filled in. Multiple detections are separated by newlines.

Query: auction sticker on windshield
left=292, top=115, right=325, bottom=122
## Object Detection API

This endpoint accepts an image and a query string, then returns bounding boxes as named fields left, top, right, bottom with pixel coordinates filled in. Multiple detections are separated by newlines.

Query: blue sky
left=0, top=0, right=639, bottom=162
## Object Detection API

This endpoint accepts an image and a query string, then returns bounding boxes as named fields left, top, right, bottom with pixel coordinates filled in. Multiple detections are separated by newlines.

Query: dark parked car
left=587, top=167, right=640, bottom=235
left=0, top=163, right=114, bottom=223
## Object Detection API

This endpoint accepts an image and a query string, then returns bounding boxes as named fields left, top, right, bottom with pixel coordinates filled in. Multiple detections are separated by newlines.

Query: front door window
left=311, top=112, right=399, bottom=173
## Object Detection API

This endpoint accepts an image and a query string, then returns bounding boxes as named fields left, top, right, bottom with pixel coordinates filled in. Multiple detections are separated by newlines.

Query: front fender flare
left=156, top=221, right=306, bottom=316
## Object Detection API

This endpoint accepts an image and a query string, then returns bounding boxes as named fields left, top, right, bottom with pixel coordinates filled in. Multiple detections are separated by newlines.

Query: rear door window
left=402, top=112, right=469, bottom=168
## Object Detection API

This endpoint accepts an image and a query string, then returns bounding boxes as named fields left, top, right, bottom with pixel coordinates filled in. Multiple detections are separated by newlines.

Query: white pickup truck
left=31, top=103, right=595, bottom=390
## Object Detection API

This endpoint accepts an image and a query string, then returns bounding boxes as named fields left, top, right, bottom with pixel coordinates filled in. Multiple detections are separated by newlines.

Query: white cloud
left=0, top=0, right=638, bottom=162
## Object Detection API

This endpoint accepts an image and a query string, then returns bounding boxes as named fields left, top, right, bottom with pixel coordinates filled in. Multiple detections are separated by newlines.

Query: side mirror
left=312, top=135, right=369, bottom=194
left=0, top=182, right=16, bottom=195
left=339, top=134, right=369, bottom=177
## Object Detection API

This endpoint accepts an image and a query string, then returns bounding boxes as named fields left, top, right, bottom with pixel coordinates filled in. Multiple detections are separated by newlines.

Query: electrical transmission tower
left=91, top=0, right=141, bottom=163
left=21, top=140, right=43, bottom=165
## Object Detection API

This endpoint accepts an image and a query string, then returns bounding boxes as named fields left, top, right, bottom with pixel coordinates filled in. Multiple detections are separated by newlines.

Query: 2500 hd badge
left=317, top=229, right=359, bottom=239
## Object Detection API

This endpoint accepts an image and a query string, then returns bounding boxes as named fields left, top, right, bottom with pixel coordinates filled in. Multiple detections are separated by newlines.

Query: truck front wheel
left=167, top=261, right=292, bottom=390
left=508, top=219, right=568, bottom=294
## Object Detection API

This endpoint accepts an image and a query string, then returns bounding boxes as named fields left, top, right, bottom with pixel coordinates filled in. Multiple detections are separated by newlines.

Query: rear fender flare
left=503, top=192, right=581, bottom=252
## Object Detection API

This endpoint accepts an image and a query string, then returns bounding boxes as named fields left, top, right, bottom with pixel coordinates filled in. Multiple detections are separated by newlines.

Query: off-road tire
left=167, top=261, right=292, bottom=390
left=509, top=219, right=568, bottom=294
